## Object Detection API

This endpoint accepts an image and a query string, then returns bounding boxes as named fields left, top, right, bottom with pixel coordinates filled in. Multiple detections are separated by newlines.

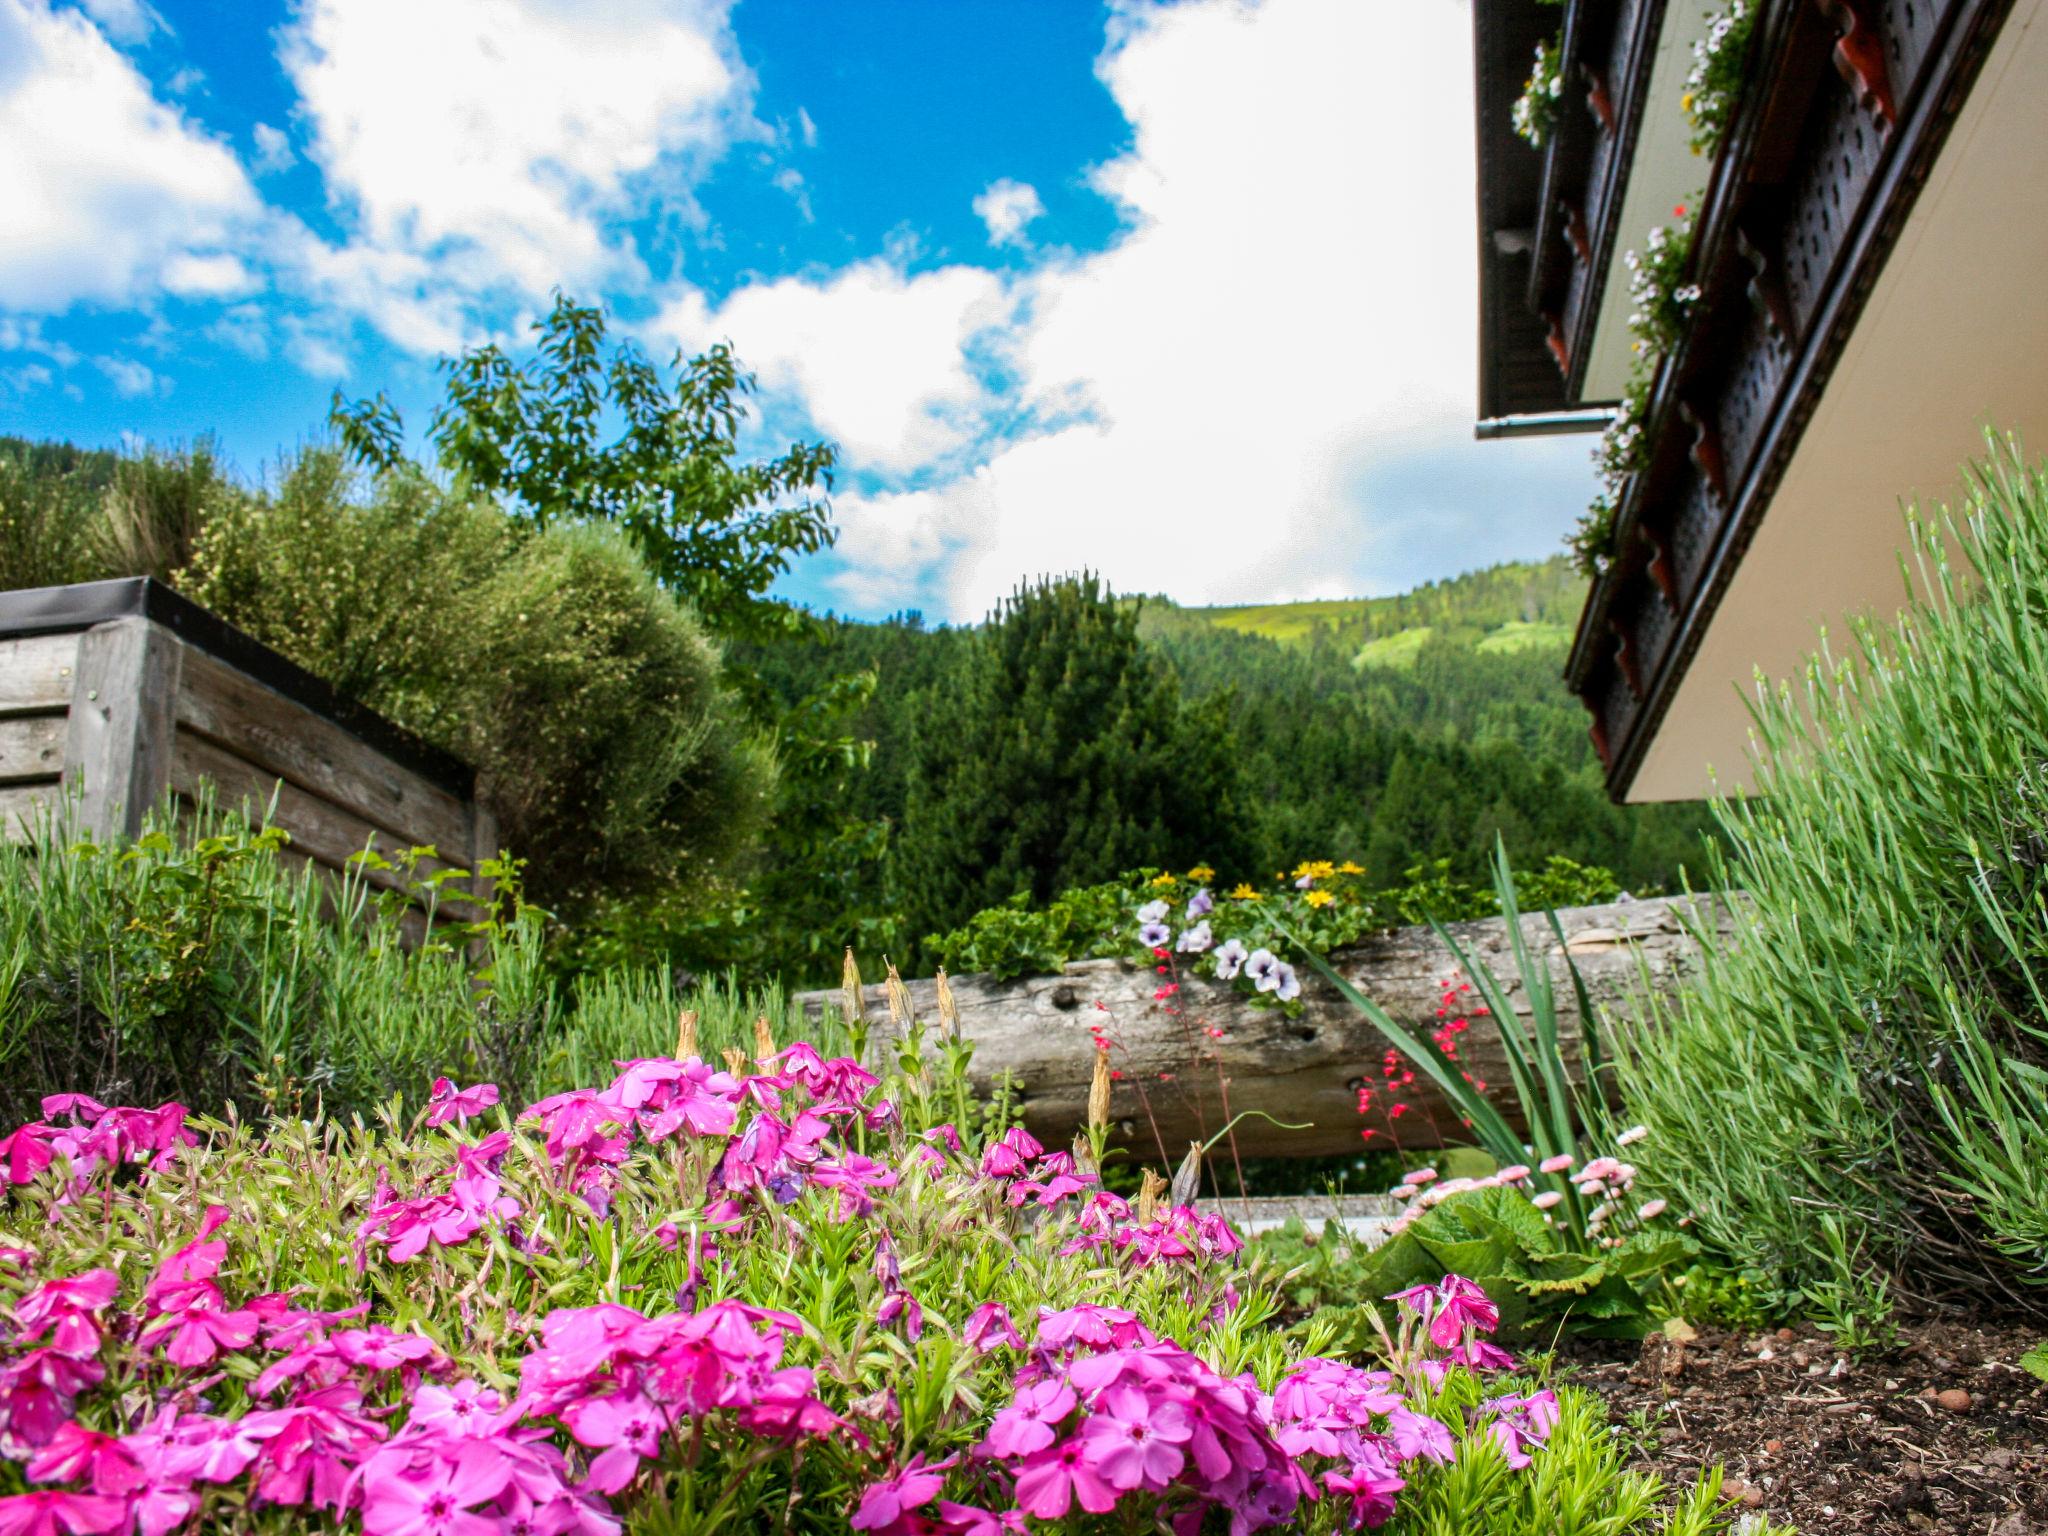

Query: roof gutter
left=1472, top=408, right=1617, bottom=440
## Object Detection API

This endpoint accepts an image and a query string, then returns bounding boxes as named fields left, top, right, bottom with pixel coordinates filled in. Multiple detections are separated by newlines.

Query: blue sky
left=0, top=0, right=1597, bottom=620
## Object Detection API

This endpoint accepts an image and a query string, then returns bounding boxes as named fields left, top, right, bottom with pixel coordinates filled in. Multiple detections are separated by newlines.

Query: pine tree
left=893, top=574, right=1245, bottom=947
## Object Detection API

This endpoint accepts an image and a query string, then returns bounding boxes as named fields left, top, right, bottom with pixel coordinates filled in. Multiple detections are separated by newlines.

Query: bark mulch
left=1556, top=1321, right=2047, bottom=1534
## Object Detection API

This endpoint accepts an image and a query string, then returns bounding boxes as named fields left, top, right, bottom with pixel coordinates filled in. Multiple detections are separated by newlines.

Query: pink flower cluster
left=0, top=1097, right=194, bottom=1192
left=849, top=1284, right=1549, bottom=1536
left=1058, top=1192, right=1245, bottom=1270
left=0, top=1044, right=1555, bottom=1536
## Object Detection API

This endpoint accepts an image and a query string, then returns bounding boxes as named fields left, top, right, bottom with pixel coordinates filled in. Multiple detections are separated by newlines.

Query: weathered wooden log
left=799, top=895, right=1735, bottom=1161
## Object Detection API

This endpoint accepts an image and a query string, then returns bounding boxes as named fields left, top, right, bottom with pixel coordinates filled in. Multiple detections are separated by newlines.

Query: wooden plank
left=0, top=715, right=68, bottom=784
left=170, top=729, right=480, bottom=920
left=0, top=633, right=81, bottom=714
left=799, top=895, right=1737, bottom=1159
left=63, top=618, right=183, bottom=843
left=0, top=780, right=64, bottom=843
left=176, top=646, right=471, bottom=856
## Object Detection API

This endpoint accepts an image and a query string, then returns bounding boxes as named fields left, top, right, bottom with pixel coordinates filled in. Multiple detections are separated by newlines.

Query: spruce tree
left=894, top=574, right=1244, bottom=948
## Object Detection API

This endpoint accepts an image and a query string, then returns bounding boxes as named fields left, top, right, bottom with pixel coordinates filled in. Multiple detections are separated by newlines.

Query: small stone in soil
left=1935, top=1387, right=1973, bottom=1413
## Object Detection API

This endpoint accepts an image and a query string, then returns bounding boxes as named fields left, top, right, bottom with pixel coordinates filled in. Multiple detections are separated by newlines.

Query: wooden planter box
left=0, top=578, right=496, bottom=921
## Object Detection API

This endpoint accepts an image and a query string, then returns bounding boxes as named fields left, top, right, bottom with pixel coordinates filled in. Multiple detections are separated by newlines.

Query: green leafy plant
left=1684, top=1, right=1759, bottom=156
left=1512, top=32, right=1566, bottom=148
left=1575, top=210, right=1699, bottom=576
left=333, top=293, right=836, bottom=643
left=2020, top=1342, right=2048, bottom=1382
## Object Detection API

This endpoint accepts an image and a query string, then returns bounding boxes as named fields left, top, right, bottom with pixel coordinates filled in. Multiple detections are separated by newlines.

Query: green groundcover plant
left=0, top=1013, right=1780, bottom=1535
left=1618, top=437, right=2048, bottom=1323
left=0, top=797, right=822, bottom=1129
left=928, top=856, right=1621, bottom=984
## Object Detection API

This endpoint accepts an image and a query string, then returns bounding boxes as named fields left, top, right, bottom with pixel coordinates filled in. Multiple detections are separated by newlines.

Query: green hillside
left=1175, top=556, right=1584, bottom=666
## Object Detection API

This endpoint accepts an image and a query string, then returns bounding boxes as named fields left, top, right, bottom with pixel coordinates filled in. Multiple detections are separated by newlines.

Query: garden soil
left=1562, top=1321, right=2047, bottom=1534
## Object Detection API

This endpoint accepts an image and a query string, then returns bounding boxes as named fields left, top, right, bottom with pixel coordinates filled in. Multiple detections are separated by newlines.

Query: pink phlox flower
left=559, top=1389, right=668, bottom=1494
left=355, top=1434, right=519, bottom=1536
left=921, top=1124, right=963, bottom=1155
left=411, top=1382, right=520, bottom=1439
left=519, top=1092, right=635, bottom=1172
left=1322, top=1445, right=1406, bottom=1530
left=933, top=1503, right=1027, bottom=1536
left=36, top=1097, right=107, bottom=1127
left=333, top=1325, right=447, bottom=1377
left=962, top=1302, right=1022, bottom=1355
left=810, top=1154, right=898, bottom=1220
left=873, top=1290, right=924, bottom=1341
left=246, top=1384, right=388, bottom=1511
left=1078, top=1382, right=1191, bottom=1491
left=136, top=1287, right=260, bottom=1369
left=849, top=1454, right=957, bottom=1534
left=1033, top=1305, right=1154, bottom=1357
left=1427, top=1275, right=1500, bottom=1347
left=161, top=1410, right=285, bottom=1485
left=977, top=1126, right=1042, bottom=1181
left=111, top=1412, right=200, bottom=1536
left=24, top=1422, right=143, bottom=1496
left=1009, top=1438, right=1119, bottom=1521
left=0, top=1490, right=128, bottom=1536
left=1445, top=1339, right=1515, bottom=1371
left=980, top=1378, right=1076, bottom=1459
left=143, top=1206, right=233, bottom=1303
left=10, top=1270, right=119, bottom=1357
left=1077, top=1192, right=1131, bottom=1235
left=1476, top=1390, right=1560, bottom=1469
left=0, top=1125, right=58, bottom=1186
left=1385, top=1407, right=1455, bottom=1465
left=0, top=1349, right=106, bottom=1450
left=425, top=1080, right=499, bottom=1128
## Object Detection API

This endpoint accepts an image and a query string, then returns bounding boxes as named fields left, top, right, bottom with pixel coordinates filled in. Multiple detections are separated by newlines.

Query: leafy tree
left=892, top=574, right=1248, bottom=948
left=333, top=294, right=836, bottom=641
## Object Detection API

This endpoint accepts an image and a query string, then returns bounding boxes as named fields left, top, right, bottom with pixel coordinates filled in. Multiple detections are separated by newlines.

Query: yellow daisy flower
left=1338, top=860, right=1366, bottom=875
left=1305, top=889, right=1335, bottom=908
left=1186, top=864, right=1215, bottom=883
left=1229, top=883, right=1261, bottom=901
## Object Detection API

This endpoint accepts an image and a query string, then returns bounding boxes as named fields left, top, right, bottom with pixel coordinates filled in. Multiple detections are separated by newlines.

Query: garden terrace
left=1476, top=0, right=2048, bottom=800
left=0, top=577, right=496, bottom=928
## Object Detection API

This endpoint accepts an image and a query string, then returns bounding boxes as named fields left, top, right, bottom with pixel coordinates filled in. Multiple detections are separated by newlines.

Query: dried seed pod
left=1087, top=1045, right=1112, bottom=1132
left=675, top=1009, right=699, bottom=1062
left=753, top=1014, right=776, bottom=1064
left=1170, top=1141, right=1203, bottom=1208
left=935, top=968, right=960, bottom=1037
left=721, top=1046, right=750, bottom=1077
left=841, top=947, right=864, bottom=1026
left=885, top=961, right=913, bottom=1031
left=1136, top=1168, right=1168, bottom=1227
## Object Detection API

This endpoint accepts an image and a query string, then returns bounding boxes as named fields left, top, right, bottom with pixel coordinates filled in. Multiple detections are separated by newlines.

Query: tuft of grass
left=1617, top=434, right=2048, bottom=1320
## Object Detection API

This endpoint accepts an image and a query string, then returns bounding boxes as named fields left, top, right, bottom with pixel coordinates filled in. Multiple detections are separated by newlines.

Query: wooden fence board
left=0, top=715, right=68, bottom=784
left=0, top=634, right=80, bottom=714
left=176, top=646, right=473, bottom=856
left=170, top=730, right=481, bottom=921
left=0, top=781, right=62, bottom=842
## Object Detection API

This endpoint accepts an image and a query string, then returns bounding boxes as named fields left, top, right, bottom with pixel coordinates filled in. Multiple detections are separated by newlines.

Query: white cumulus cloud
left=651, top=257, right=1012, bottom=477
left=0, top=0, right=260, bottom=312
left=817, top=0, right=1571, bottom=621
left=279, top=0, right=753, bottom=320
left=972, top=178, right=1045, bottom=249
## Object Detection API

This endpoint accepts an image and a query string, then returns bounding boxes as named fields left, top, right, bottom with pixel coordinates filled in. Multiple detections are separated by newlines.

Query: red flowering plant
left=0, top=1015, right=1772, bottom=1534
